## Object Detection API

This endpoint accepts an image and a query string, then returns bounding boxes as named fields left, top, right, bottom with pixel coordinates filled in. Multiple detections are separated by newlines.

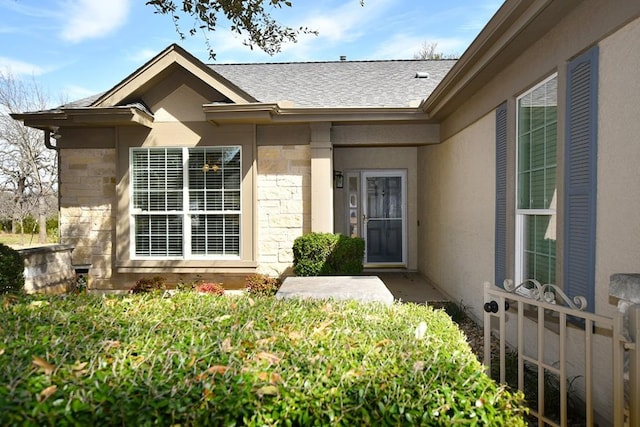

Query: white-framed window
left=515, top=74, right=557, bottom=285
left=130, top=146, right=241, bottom=259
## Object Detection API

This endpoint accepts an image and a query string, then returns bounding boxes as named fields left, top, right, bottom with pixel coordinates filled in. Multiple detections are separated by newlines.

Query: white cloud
left=369, top=33, right=425, bottom=59
left=128, top=48, right=159, bottom=63
left=0, top=57, right=47, bottom=76
left=61, top=84, right=98, bottom=102
left=154, top=0, right=400, bottom=62
left=368, top=34, right=466, bottom=60
left=59, top=0, right=130, bottom=43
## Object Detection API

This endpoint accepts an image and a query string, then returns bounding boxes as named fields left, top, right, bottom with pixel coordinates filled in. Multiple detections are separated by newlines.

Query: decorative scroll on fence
left=502, top=278, right=588, bottom=311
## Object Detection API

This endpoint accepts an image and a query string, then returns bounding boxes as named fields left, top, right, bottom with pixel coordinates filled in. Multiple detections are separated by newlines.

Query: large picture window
left=516, top=75, right=557, bottom=285
left=131, top=146, right=241, bottom=259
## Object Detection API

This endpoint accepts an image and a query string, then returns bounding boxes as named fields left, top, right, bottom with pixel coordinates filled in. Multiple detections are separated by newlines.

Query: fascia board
left=204, top=103, right=430, bottom=124
left=422, top=0, right=556, bottom=119
left=11, top=107, right=153, bottom=129
left=92, top=44, right=255, bottom=108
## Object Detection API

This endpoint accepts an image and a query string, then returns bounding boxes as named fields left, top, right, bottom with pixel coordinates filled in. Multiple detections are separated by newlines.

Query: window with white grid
left=515, top=74, right=557, bottom=285
left=131, top=146, right=241, bottom=259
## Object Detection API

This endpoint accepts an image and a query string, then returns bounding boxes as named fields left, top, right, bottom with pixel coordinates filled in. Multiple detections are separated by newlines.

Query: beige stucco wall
left=428, top=1, right=640, bottom=314
left=596, top=16, right=640, bottom=316
left=417, top=114, right=495, bottom=319
left=333, top=146, right=418, bottom=270
left=256, top=145, right=311, bottom=276
left=418, top=7, right=640, bottom=422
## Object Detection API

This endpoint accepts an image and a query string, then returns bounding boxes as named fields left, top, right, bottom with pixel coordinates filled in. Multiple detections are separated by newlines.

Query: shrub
left=0, top=294, right=527, bottom=425
left=129, top=276, right=166, bottom=294
left=175, top=280, right=198, bottom=292
left=19, top=215, right=38, bottom=234
left=0, top=243, right=24, bottom=295
left=45, top=216, right=58, bottom=234
left=245, top=273, right=281, bottom=297
left=292, top=232, right=364, bottom=276
left=331, top=234, right=365, bottom=274
left=293, top=232, right=335, bottom=276
left=195, top=282, right=225, bottom=295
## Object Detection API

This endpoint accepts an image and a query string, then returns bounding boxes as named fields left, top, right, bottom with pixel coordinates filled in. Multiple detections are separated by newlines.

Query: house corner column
left=310, top=122, right=333, bottom=232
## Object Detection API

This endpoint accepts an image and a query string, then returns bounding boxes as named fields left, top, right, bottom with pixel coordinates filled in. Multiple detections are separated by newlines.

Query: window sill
left=115, top=259, right=258, bottom=274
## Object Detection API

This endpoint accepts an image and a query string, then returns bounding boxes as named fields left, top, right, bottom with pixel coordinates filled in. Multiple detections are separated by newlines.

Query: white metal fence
left=483, top=280, right=639, bottom=426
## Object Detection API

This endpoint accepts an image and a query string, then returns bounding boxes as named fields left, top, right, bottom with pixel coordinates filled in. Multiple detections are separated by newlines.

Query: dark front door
left=362, top=171, right=406, bottom=266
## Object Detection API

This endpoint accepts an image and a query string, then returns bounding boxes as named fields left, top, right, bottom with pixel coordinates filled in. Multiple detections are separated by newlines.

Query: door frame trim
left=361, top=169, right=408, bottom=267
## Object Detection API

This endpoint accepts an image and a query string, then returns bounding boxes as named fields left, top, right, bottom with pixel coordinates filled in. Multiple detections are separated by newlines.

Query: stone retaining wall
left=18, top=244, right=75, bottom=294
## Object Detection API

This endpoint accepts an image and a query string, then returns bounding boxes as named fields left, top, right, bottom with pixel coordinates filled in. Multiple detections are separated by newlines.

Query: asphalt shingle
left=35, top=58, right=456, bottom=112
left=208, top=59, right=455, bottom=108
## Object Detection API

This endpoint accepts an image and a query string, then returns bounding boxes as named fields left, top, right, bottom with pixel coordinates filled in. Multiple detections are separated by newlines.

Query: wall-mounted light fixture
left=334, top=170, right=344, bottom=189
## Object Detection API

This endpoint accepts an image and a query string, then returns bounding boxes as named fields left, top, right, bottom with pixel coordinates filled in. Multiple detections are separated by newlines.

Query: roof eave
left=203, top=103, right=430, bottom=125
left=421, top=0, right=569, bottom=119
left=11, top=106, right=154, bottom=130
left=92, top=44, right=256, bottom=108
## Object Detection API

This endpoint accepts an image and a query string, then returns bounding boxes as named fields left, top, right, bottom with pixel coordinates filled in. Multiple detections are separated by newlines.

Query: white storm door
left=362, top=170, right=407, bottom=266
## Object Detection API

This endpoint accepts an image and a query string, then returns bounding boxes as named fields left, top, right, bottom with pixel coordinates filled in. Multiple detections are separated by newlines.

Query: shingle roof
left=33, top=57, right=456, bottom=112
left=209, top=59, right=456, bottom=108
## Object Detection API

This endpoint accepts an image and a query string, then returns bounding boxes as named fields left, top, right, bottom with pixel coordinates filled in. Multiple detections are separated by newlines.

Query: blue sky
left=0, top=0, right=503, bottom=105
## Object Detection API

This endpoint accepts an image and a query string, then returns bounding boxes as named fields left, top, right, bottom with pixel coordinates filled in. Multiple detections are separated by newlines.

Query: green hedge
left=293, top=232, right=364, bottom=276
left=0, top=243, right=24, bottom=295
left=0, top=293, right=527, bottom=426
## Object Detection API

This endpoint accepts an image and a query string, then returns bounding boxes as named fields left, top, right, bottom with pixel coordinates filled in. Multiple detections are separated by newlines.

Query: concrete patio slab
left=276, top=276, right=394, bottom=305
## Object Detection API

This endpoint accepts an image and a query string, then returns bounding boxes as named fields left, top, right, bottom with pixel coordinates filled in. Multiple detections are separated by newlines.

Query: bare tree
left=413, top=41, right=459, bottom=60
left=146, top=0, right=367, bottom=59
left=0, top=71, right=57, bottom=244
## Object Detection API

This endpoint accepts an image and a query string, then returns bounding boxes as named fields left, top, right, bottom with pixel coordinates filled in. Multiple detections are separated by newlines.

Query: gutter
left=203, top=102, right=432, bottom=125
left=43, top=129, right=58, bottom=151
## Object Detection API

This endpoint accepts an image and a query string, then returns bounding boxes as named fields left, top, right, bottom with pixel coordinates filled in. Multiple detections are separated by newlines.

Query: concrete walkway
left=276, top=272, right=448, bottom=305
left=375, top=272, right=448, bottom=304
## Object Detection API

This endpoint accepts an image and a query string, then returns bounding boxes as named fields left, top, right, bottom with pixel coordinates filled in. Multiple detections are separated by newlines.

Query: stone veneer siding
left=257, top=145, right=311, bottom=276
left=59, top=148, right=116, bottom=290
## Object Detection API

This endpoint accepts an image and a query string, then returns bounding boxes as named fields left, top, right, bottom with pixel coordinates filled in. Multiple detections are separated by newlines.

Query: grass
left=0, top=232, right=57, bottom=247
left=0, top=292, right=527, bottom=426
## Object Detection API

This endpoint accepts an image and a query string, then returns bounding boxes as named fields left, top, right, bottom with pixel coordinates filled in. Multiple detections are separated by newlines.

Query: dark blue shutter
left=495, top=103, right=507, bottom=288
left=564, top=47, right=598, bottom=311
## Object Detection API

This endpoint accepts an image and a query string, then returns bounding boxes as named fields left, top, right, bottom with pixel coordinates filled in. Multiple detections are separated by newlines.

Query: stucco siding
left=417, top=114, right=495, bottom=321
left=432, top=0, right=640, bottom=315
left=417, top=10, right=640, bottom=422
left=596, top=16, right=640, bottom=317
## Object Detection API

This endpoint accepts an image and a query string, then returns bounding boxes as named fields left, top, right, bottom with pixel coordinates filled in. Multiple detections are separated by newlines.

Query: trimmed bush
left=129, top=276, right=166, bottom=294
left=245, top=273, right=281, bottom=297
left=0, top=243, right=24, bottom=295
left=292, top=232, right=364, bottom=276
left=0, top=293, right=527, bottom=425
left=331, top=234, right=366, bottom=274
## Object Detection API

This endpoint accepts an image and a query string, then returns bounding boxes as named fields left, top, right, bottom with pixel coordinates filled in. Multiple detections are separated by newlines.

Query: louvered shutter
left=495, top=103, right=507, bottom=288
left=564, top=47, right=598, bottom=311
